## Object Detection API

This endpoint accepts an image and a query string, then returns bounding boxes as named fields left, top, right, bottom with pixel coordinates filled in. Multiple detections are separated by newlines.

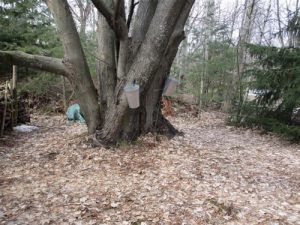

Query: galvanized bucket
left=124, top=84, right=140, bottom=109
left=163, top=76, right=179, bottom=96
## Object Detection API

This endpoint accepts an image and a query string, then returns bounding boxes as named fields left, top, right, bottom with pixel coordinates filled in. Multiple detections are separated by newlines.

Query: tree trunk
left=222, top=0, right=239, bottom=111
left=120, top=23, right=186, bottom=141
left=45, top=0, right=101, bottom=134
left=235, top=0, right=256, bottom=118
left=98, top=0, right=194, bottom=144
left=0, top=0, right=195, bottom=146
left=96, top=0, right=117, bottom=120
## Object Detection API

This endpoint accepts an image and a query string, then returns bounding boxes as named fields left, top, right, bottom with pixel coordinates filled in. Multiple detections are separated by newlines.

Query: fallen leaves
left=0, top=111, right=299, bottom=224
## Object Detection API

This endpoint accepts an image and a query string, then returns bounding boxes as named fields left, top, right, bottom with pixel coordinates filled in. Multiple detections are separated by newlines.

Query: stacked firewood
left=0, top=83, right=30, bottom=132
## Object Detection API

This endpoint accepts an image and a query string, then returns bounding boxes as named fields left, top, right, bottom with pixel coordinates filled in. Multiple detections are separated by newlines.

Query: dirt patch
left=0, top=111, right=299, bottom=224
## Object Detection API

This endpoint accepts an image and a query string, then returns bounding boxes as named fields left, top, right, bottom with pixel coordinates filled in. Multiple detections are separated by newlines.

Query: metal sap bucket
left=124, top=83, right=140, bottom=108
left=163, top=76, right=179, bottom=96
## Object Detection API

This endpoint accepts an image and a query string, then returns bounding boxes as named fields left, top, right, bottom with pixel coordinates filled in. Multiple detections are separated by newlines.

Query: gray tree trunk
left=45, top=0, right=101, bottom=134
left=96, top=0, right=117, bottom=119
left=0, top=0, right=195, bottom=145
left=235, top=0, right=256, bottom=118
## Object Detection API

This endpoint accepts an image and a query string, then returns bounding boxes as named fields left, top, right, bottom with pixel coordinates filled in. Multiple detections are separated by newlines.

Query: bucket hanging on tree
left=163, top=76, right=179, bottom=96
left=124, top=83, right=140, bottom=109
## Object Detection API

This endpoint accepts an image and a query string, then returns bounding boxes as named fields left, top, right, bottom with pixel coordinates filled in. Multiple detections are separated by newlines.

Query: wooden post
left=12, top=65, right=17, bottom=89
left=12, top=65, right=18, bottom=127
left=62, top=76, right=67, bottom=112
left=1, top=81, right=9, bottom=137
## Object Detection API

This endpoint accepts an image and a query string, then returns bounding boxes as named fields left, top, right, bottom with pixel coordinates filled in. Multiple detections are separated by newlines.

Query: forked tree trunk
left=118, top=24, right=186, bottom=141
left=97, top=0, right=193, bottom=144
left=0, top=0, right=195, bottom=145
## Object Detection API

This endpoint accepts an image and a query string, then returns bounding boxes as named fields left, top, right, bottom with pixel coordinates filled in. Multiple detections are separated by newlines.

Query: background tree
left=0, top=0, right=60, bottom=78
left=236, top=44, right=300, bottom=141
left=172, top=0, right=236, bottom=110
left=233, top=0, right=257, bottom=119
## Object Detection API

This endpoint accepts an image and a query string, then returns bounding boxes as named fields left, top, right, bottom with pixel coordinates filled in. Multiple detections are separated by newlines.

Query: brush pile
left=0, top=82, right=30, bottom=133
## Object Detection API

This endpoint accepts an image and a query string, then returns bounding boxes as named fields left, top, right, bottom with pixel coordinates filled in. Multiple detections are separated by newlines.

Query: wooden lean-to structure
left=0, top=66, right=30, bottom=136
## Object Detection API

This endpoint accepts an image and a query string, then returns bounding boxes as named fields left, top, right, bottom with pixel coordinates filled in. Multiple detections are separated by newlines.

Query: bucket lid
left=124, top=84, right=139, bottom=92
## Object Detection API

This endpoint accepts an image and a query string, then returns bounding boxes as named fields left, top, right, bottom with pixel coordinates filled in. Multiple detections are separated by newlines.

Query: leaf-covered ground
left=0, top=111, right=299, bottom=225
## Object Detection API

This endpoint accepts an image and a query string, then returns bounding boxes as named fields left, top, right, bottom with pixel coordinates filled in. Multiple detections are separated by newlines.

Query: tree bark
left=96, top=1, right=117, bottom=118
left=0, top=0, right=195, bottom=146
left=45, top=0, right=101, bottom=134
left=131, top=0, right=158, bottom=43
left=0, top=50, right=68, bottom=76
left=98, top=0, right=194, bottom=144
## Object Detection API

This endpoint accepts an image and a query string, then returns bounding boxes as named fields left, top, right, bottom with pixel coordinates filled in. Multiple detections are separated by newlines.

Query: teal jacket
left=66, top=104, right=85, bottom=123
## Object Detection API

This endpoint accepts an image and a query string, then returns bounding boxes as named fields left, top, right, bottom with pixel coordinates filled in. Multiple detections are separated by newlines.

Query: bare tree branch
left=91, top=0, right=128, bottom=40
left=114, top=0, right=121, bottom=20
left=127, top=0, right=139, bottom=29
left=90, top=0, right=115, bottom=29
left=276, top=0, right=284, bottom=47
left=0, top=51, right=68, bottom=76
